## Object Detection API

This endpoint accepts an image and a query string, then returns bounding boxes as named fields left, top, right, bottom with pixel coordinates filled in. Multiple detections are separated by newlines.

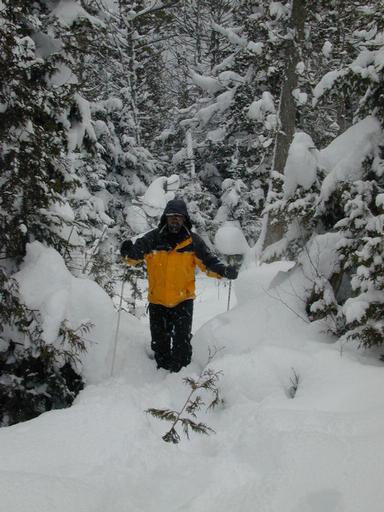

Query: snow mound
left=2, top=261, right=384, bottom=512
left=1, top=471, right=108, bottom=512
left=15, top=242, right=115, bottom=383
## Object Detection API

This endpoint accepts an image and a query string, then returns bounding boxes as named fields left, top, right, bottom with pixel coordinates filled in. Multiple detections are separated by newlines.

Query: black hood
left=159, top=199, right=192, bottom=230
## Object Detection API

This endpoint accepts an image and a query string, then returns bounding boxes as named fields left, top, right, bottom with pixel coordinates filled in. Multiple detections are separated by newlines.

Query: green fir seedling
left=146, top=349, right=224, bottom=444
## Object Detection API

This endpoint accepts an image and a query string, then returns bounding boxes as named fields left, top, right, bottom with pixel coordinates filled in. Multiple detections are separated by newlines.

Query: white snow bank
left=2, top=262, right=384, bottom=512
left=1, top=471, right=109, bottom=512
left=190, top=264, right=384, bottom=511
left=193, top=262, right=384, bottom=414
left=15, top=242, right=115, bottom=383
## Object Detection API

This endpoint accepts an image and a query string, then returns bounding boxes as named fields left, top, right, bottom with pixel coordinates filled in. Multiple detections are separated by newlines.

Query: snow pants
left=148, top=300, right=193, bottom=372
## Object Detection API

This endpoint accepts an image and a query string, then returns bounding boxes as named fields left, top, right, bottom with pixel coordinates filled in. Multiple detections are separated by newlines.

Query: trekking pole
left=227, top=280, right=232, bottom=311
left=111, top=278, right=125, bottom=377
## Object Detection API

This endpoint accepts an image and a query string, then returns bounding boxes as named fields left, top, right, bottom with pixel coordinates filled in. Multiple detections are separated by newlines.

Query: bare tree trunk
left=195, top=0, right=202, bottom=65
left=263, top=0, right=306, bottom=250
left=127, top=27, right=141, bottom=145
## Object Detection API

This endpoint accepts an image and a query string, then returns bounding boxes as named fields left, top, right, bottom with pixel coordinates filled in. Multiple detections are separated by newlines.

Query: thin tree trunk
left=263, top=0, right=306, bottom=250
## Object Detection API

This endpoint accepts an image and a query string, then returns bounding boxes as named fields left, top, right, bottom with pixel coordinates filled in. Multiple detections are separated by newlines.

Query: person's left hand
left=225, top=265, right=238, bottom=280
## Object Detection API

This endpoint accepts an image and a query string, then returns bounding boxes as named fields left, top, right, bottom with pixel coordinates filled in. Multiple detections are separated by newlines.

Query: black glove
left=120, top=240, right=133, bottom=257
left=225, top=265, right=238, bottom=280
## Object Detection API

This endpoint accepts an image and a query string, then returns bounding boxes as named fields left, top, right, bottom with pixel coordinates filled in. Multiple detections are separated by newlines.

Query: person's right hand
left=120, top=240, right=133, bottom=257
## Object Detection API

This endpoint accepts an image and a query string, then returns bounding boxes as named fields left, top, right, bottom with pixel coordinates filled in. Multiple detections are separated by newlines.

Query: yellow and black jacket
left=123, top=225, right=228, bottom=308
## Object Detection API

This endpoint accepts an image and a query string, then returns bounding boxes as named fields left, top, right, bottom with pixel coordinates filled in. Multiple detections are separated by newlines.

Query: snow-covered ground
left=1, top=260, right=384, bottom=512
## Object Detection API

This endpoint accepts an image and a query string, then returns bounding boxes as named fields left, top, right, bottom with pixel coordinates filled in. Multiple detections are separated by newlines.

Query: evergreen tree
left=165, top=1, right=315, bottom=247
left=0, top=0, right=97, bottom=424
left=0, top=0, right=78, bottom=260
left=301, top=3, right=384, bottom=349
left=315, top=7, right=384, bottom=347
left=0, top=266, right=87, bottom=427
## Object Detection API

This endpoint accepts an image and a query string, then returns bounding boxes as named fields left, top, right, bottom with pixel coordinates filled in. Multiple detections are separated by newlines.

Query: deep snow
left=1, top=259, right=384, bottom=512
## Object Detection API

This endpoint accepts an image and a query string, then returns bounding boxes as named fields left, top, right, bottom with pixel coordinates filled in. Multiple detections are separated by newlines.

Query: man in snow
left=121, top=198, right=238, bottom=372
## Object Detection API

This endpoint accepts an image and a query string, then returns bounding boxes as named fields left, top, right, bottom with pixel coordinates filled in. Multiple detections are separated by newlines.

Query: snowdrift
left=14, top=241, right=145, bottom=384
left=1, top=258, right=384, bottom=512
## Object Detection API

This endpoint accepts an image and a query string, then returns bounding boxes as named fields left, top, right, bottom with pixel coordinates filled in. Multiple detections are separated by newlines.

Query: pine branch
left=146, top=348, right=224, bottom=443
left=145, top=408, right=179, bottom=422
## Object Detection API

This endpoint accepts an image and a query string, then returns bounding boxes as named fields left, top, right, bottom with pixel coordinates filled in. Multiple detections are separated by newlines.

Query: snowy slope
left=1, top=263, right=384, bottom=512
